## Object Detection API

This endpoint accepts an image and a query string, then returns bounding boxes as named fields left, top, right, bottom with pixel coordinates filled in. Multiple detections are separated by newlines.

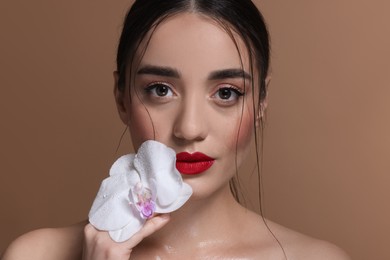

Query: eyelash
left=212, top=85, right=245, bottom=104
left=143, top=82, right=245, bottom=105
left=144, top=82, right=175, bottom=98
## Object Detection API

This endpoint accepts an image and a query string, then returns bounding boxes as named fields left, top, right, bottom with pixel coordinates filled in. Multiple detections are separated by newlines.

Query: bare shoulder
left=1, top=221, right=86, bottom=260
left=265, top=220, right=351, bottom=260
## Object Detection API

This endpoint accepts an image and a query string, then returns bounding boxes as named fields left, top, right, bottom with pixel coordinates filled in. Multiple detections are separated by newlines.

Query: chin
left=181, top=172, right=232, bottom=201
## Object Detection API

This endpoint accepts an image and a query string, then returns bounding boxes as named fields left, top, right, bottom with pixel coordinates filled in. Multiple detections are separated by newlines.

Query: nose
left=173, top=97, right=208, bottom=142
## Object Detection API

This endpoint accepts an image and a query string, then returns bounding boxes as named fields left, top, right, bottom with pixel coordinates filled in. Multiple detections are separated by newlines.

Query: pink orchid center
left=132, top=182, right=156, bottom=219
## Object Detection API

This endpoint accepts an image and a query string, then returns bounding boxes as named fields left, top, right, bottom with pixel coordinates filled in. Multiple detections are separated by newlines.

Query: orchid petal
left=88, top=175, right=132, bottom=230
left=88, top=140, right=193, bottom=243
left=155, top=182, right=193, bottom=213
left=89, top=155, right=140, bottom=230
left=109, top=154, right=134, bottom=176
left=108, top=206, right=145, bottom=242
left=134, top=141, right=182, bottom=206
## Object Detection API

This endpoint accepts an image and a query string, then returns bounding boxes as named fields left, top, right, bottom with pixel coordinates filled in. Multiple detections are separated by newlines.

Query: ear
left=256, top=75, right=271, bottom=127
left=113, top=71, right=129, bottom=125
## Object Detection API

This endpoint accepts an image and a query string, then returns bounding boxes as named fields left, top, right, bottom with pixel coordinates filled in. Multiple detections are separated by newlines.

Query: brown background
left=1, top=1, right=389, bottom=259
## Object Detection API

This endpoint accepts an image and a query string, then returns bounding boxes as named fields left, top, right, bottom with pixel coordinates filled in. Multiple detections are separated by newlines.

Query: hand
left=82, top=214, right=170, bottom=260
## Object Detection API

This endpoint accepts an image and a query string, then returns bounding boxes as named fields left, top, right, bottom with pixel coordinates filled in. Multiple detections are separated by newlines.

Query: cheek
left=128, top=105, right=156, bottom=150
left=227, top=104, right=255, bottom=160
left=231, top=104, right=254, bottom=143
left=128, top=102, right=174, bottom=151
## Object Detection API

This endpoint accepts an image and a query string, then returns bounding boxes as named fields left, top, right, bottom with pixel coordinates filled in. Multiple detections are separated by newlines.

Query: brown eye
left=155, top=84, right=169, bottom=96
left=215, top=87, right=243, bottom=101
left=218, top=88, right=233, bottom=100
left=145, top=82, right=173, bottom=97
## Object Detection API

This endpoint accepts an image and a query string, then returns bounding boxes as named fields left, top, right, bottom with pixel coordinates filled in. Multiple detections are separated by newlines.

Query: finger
left=125, top=214, right=170, bottom=247
left=83, top=224, right=129, bottom=260
left=83, top=215, right=170, bottom=260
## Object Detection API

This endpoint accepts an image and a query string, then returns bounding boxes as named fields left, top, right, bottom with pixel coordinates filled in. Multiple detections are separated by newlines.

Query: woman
left=2, top=0, right=350, bottom=259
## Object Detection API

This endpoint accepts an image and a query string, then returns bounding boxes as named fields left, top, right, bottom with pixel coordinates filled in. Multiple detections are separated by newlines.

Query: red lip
left=176, top=152, right=215, bottom=175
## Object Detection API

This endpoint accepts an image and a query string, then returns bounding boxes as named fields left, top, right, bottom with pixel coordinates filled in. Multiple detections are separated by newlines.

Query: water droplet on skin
left=164, top=245, right=176, bottom=254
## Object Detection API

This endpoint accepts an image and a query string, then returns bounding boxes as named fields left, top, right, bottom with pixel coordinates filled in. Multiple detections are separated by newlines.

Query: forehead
left=136, top=12, right=251, bottom=74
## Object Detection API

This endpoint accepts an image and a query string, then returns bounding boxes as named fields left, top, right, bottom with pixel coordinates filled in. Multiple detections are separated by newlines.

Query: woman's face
left=116, top=13, right=259, bottom=199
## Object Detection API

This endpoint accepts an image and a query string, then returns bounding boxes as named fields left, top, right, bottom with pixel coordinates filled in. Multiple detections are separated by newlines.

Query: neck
left=147, top=184, right=245, bottom=247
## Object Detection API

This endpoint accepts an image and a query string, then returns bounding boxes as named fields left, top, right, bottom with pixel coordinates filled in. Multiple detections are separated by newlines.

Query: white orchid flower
left=88, top=140, right=193, bottom=242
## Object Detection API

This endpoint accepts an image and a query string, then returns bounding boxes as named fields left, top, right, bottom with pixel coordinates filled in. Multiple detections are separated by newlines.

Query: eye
left=145, top=82, right=174, bottom=98
left=212, top=85, right=244, bottom=104
left=218, top=88, right=235, bottom=100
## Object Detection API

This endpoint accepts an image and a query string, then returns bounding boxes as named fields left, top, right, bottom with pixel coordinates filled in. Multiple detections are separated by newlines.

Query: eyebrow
left=137, top=65, right=251, bottom=81
left=208, top=68, right=252, bottom=81
left=137, top=65, right=181, bottom=78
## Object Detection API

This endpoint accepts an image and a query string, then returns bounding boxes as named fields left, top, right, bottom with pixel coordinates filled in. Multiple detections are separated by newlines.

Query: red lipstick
left=176, top=152, right=215, bottom=175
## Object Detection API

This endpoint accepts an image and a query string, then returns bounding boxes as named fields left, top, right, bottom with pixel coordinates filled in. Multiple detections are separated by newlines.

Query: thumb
left=124, top=214, right=170, bottom=248
left=83, top=214, right=170, bottom=260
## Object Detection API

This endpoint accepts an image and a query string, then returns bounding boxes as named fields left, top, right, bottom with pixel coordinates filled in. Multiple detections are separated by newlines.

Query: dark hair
left=120, top=0, right=270, bottom=203
left=116, top=0, right=270, bottom=202
left=117, top=0, right=270, bottom=199
left=115, top=1, right=286, bottom=258
left=116, top=0, right=269, bottom=100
